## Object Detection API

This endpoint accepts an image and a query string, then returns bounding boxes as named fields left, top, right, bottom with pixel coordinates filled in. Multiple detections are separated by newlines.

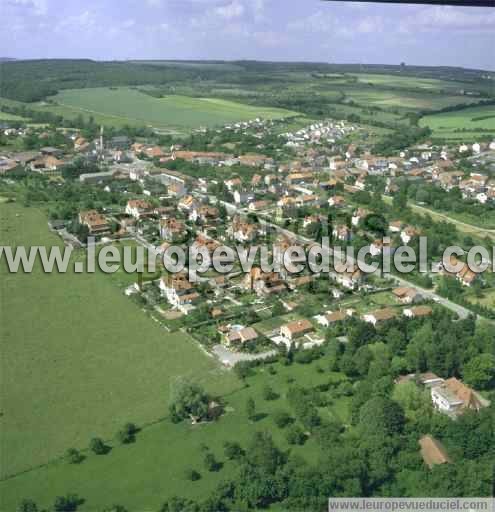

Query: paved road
left=255, top=211, right=480, bottom=322
left=200, top=197, right=494, bottom=324
left=212, top=344, right=277, bottom=367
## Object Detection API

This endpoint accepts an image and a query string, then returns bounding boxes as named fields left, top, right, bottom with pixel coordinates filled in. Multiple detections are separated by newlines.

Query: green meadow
left=42, top=87, right=300, bottom=132
left=0, top=354, right=350, bottom=511
left=345, top=88, right=478, bottom=111
left=0, top=202, right=239, bottom=479
left=420, top=104, right=495, bottom=140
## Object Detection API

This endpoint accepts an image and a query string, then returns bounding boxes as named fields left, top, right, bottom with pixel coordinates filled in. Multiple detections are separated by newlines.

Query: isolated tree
left=65, top=448, right=84, bottom=464
left=116, top=423, right=137, bottom=444
left=169, top=381, right=210, bottom=422
left=184, top=468, right=201, bottom=481
left=203, top=452, right=220, bottom=472
left=53, top=494, right=81, bottom=512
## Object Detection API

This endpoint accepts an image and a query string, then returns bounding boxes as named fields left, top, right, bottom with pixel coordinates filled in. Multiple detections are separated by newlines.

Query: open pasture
left=420, top=104, right=495, bottom=140
left=45, top=87, right=300, bottom=132
left=0, top=352, right=349, bottom=511
left=345, top=88, right=479, bottom=111
left=0, top=202, right=239, bottom=479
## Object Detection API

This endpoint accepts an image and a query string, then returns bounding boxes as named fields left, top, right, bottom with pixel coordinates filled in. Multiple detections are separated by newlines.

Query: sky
left=2, top=0, right=495, bottom=70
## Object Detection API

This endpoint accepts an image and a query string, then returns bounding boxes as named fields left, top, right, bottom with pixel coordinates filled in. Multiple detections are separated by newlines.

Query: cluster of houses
left=282, top=120, right=356, bottom=148
left=397, top=372, right=490, bottom=469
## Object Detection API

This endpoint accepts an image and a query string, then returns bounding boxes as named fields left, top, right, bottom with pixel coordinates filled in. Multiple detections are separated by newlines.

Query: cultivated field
left=43, top=87, right=300, bottom=133
left=0, top=202, right=239, bottom=479
left=420, top=104, right=495, bottom=140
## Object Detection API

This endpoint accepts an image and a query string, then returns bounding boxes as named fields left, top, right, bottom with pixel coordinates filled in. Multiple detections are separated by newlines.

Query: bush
left=17, top=500, right=38, bottom=512
left=53, top=494, right=81, bottom=512
left=262, top=385, right=278, bottom=401
left=203, top=452, right=221, bottom=472
left=116, top=423, right=137, bottom=444
left=66, top=448, right=84, bottom=464
left=184, top=468, right=201, bottom=481
left=89, top=437, right=107, bottom=455
left=273, top=411, right=293, bottom=428
left=286, top=425, right=306, bottom=445
left=223, top=441, right=244, bottom=460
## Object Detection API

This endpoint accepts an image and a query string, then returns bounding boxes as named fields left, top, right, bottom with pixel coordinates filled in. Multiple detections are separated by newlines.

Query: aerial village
left=1, top=115, right=493, bottom=462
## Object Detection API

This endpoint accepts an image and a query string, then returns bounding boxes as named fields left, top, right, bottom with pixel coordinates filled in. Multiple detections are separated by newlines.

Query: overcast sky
left=2, top=0, right=494, bottom=70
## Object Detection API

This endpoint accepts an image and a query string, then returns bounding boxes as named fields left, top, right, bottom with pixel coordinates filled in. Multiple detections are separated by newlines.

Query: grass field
left=0, top=111, right=27, bottom=121
left=345, top=88, right=478, bottom=111
left=420, top=104, right=495, bottom=140
left=0, top=354, right=350, bottom=511
left=41, top=87, right=300, bottom=132
left=0, top=202, right=240, bottom=479
left=350, top=73, right=472, bottom=93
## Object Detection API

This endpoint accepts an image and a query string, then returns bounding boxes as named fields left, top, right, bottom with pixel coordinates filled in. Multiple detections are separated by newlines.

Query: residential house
left=352, top=208, right=370, bottom=227
left=125, top=199, right=153, bottom=219
left=335, top=266, right=363, bottom=290
left=418, top=372, right=445, bottom=387
left=389, top=220, right=403, bottom=233
left=440, top=256, right=478, bottom=287
left=403, top=305, right=433, bottom=319
left=280, top=319, right=314, bottom=342
left=159, top=272, right=199, bottom=313
left=328, top=195, right=346, bottom=208
left=30, top=155, right=65, bottom=177
left=244, top=267, right=287, bottom=296
left=317, top=309, right=353, bottom=327
left=224, top=177, right=242, bottom=191
left=229, top=216, right=263, bottom=243
left=370, top=238, right=391, bottom=256
left=332, top=224, right=352, bottom=242
left=225, top=326, right=259, bottom=346
left=238, top=154, right=272, bottom=168
left=248, top=200, right=271, bottom=212
left=78, top=210, right=110, bottom=235
left=400, top=226, right=421, bottom=245
left=233, top=189, right=254, bottom=205
left=189, top=205, right=219, bottom=224
left=159, top=218, right=186, bottom=242
left=178, top=195, right=198, bottom=212
left=392, top=287, right=423, bottom=304
left=431, top=377, right=487, bottom=417
left=362, top=308, right=398, bottom=326
left=286, top=172, right=314, bottom=186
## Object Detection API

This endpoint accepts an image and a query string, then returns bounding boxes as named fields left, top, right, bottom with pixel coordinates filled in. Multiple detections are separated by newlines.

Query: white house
left=430, top=378, right=485, bottom=417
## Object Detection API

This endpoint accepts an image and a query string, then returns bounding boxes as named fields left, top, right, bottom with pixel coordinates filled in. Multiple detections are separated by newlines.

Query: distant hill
left=0, top=58, right=493, bottom=103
